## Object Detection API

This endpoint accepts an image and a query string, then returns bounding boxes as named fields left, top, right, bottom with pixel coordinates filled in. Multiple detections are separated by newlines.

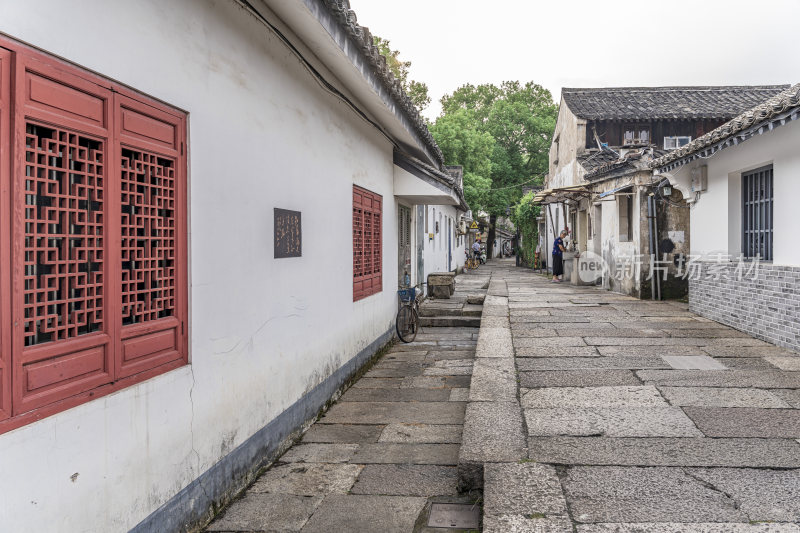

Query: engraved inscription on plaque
left=274, top=208, right=301, bottom=258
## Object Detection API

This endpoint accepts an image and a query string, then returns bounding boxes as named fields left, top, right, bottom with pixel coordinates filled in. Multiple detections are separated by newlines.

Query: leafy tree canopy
left=373, top=36, right=431, bottom=113
left=433, top=81, right=557, bottom=216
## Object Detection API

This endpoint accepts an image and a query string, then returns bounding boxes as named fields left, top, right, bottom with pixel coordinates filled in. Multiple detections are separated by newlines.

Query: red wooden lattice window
left=353, top=185, right=382, bottom=301
left=0, top=37, right=188, bottom=433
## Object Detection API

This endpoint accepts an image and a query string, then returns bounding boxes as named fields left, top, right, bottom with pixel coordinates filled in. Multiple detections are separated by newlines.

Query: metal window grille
left=742, top=165, right=773, bottom=261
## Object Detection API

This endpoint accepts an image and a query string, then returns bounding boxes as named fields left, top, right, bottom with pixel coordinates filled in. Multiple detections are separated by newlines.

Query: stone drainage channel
left=204, top=266, right=492, bottom=532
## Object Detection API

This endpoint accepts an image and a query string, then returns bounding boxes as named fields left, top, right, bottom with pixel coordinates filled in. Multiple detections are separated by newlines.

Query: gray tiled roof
left=577, top=148, right=622, bottom=173
left=563, top=86, right=789, bottom=121
left=322, top=0, right=444, bottom=166
left=583, top=148, right=669, bottom=181
left=652, top=83, right=800, bottom=172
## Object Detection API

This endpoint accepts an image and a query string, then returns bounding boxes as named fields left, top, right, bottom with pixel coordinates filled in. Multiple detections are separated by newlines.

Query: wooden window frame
left=352, top=185, right=382, bottom=301
left=623, top=124, right=651, bottom=146
left=0, top=36, right=188, bottom=434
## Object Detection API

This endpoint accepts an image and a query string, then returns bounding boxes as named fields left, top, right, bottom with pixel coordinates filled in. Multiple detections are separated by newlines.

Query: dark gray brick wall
left=689, top=262, right=800, bottom=352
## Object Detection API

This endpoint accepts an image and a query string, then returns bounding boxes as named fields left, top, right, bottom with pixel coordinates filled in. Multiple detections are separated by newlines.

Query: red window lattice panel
left=23, top=124, right=106, bottom=347
left=120, top=148, right=176, bottom=326
left=353, top=186, right=382, bottom=301
left=0, top=37, right=188, bottom=431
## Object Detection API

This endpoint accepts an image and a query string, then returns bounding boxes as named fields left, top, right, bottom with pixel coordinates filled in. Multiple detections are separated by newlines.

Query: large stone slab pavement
left=490, top=259, right=800, bottom=530
left=204, top=268, right=490, bottom=532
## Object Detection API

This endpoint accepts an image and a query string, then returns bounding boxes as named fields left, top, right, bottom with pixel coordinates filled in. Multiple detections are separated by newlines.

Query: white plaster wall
left=423, top=204, right=464, bottom=275
left=673, top=119, right=800, bottom=265
left=548, top=101, right=586, bottom=189
left=0, top=1, right=403, bottom=531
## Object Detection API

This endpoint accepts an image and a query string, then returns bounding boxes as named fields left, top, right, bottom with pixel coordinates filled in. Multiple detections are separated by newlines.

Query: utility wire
left=485, top=172, right=547, bottom=192
left=236, top=0, right=399, bottom=150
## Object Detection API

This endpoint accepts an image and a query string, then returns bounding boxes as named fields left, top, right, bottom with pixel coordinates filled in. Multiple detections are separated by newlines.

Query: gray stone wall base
left=689, top=263, right=800, bottom=353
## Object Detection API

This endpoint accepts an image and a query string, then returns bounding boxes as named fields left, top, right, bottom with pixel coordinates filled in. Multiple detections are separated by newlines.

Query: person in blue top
left=552, top=230, right=567, bottom=282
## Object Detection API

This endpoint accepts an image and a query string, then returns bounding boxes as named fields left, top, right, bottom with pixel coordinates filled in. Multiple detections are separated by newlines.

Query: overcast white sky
left=348, top=0, right=800, bottom=120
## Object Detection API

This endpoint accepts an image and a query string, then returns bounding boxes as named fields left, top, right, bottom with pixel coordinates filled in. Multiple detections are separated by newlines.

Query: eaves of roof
left=652, top=83, right=800, bottom=172
left=317, top=0, right=444, bottom=166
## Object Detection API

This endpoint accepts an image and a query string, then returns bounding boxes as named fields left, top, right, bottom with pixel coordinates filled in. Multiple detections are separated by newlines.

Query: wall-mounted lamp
left=662, top=185, right=672, bottom=196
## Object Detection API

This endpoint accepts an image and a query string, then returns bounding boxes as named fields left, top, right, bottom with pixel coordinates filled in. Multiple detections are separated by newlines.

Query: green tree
left=511, top=191, right=542, bottom=267
left=428, top=108, right=493, bottom=210
left=433, top=81, right=557, bottom=255
left=373, top=36, right=431, bottom=113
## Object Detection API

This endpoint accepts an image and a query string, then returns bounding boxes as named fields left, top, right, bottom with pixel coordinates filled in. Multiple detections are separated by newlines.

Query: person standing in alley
left=552, top=230, right=567, bottom=282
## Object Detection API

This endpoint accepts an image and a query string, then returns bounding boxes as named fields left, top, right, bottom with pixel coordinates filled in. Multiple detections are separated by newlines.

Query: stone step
left=461, top=304, right=484, bottom=317
left=466, top=295, right=486, bottom=305
left=418, top=316, right=481, bottom=328
left=418, top=304, right=483, bottom=318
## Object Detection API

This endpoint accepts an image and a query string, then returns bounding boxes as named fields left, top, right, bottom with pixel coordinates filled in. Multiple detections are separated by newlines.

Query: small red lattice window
left=353, top=186, right=382, bottom=301
left=0, top=36, right=188, bottom=432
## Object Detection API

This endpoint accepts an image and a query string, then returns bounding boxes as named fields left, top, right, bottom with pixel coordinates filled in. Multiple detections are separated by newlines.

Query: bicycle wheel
left=396, top=305, right=419, bottom=343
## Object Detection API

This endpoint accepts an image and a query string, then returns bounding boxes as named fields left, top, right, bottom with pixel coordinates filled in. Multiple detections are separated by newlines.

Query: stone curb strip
left=457, top=277, right=527, bottom=490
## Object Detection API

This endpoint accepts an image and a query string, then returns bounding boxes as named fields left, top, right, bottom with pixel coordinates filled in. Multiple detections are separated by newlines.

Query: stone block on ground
left=477, top=326, right=514, bottom=358
left=528, top=436, right=800, bottom=467
left=469, top=357, right=517, bottom=402
left=524, top=407, right=702, bottom=437
left=562, top=466, right=747, bottom=523
left=302, top=424, right=384, bottom=443
left=350, top=464, right=458, bottom=496
left=320, top=401, right=464, bottom=425
left=519, top=370, right=642, bottom=388
left=280, top=443, right=359, bottom=464
left=521, top=386, right=668, bottom=408
left=683, top=407, right=800, bottom=438
left=517, top=356, right=668, bottom=371
left=577, top=524, right=800, bottom=532
left=686, top=468, right=800, bottom=522
left=352, top=443, right=460, bottom=465
left=636, top=370, right=800, bottom=388
left=658, top=387, right=789, bottom=408
left=378, top=423, right=462, bottom=444
left=483, top=515, right=574, bottom=533
left=250, top=463, right=362, bottom=495
left=483, top=462, right=568, bottom=517
left=300, top=494, right=426, bottom=533
left=458, top=401, right=526, bottom=489
left=205, top=493, right=322, bottom=532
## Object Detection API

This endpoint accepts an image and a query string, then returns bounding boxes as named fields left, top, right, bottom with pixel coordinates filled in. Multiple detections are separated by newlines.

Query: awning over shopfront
left=531, top=184, right=592, bottom=205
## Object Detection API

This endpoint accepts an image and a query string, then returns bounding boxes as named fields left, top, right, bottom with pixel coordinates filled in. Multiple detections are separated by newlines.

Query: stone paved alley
left=206, top=259, right=800, bottom=532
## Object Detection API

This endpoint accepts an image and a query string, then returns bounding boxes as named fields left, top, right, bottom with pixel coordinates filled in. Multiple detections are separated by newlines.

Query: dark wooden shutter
left=12, top=54, right=115, bottom=414
left=353, top=186, right=382, bottom=301
left=114, top=94, right=187, bottom=379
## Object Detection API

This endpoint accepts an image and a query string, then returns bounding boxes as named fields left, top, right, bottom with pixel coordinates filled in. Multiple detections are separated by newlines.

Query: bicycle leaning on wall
left=396, top=283, right=424, bottom=343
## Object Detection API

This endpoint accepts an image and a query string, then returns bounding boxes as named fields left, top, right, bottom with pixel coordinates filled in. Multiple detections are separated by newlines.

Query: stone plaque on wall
left=274, top=208, right=301, bottom=258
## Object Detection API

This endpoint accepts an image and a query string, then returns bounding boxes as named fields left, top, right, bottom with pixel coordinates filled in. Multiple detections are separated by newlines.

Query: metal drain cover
left=427, top=503, right=480, bottom=529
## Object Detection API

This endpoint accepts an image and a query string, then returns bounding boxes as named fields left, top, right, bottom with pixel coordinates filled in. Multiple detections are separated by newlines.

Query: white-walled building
left=0, top=1, right=465, bottom=532
left=538, top=86, right=786, bottom=298
left=653, top=83, right=800, bottom=351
